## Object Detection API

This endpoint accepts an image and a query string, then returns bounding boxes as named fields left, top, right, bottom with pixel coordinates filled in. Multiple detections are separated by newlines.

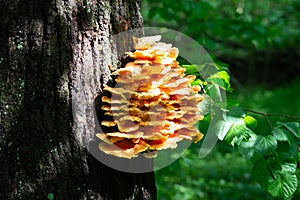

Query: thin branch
left=265, top=115, right=273, bottom=130
left=242, top=109, right=300, bottom=120
left=242, top=108, right=300, bottom=130
left=265, top=113, right=300, bottom=120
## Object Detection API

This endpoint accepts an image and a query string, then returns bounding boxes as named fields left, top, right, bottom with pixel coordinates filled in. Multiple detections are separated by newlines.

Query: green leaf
left=214, top=62, right=229, bottom=72
left=267, top=179, right=282, bottom=198
left=191, top=79, right=206, bottom=87
left=206, top=71, right=233, bottom=92
left=255, top=135, right=277, bottom=156
left=251, top=158, right=271, bottom=189
left=267, top=172, right=297, bottom=199
left=223, top=125, right=237, bottom=144
left=266, top=160, right=297, bottom=198
left=238, top=133, right=260, bottom=161
left=277, top=122, right=300, bottom=138
left=225, top=124, right=252, bottom=146
left=272, top=127, right=294, bottom=145
left=252, top=158, right=297, bottom=199
left=205, top=84, right=227, bottom=109
left=181, top=64, right=201, bottom=75
left=217, top=107, right=245, bottom=141
left=238, top=135, right=277, bottom=162
left=277, top=142, right=299, bottom=161
left=220, top=107, right=255, bottom=145
left=281, top=161, right=297, bottom=173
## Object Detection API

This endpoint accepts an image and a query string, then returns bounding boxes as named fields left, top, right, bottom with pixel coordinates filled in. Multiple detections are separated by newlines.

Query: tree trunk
left=0, top=0, right=156, bottom=199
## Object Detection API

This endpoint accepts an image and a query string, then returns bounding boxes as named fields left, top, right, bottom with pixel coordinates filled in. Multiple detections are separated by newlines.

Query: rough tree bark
left=0, top=0, right=156, bottom=199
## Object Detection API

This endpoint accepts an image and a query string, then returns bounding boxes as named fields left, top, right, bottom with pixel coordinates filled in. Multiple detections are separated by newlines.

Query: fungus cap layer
left=97, top=35, right=204, bottom=159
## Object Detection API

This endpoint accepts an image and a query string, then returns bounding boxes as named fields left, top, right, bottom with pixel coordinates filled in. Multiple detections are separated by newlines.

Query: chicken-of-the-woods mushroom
left=96, top=35, right=204, bottom=159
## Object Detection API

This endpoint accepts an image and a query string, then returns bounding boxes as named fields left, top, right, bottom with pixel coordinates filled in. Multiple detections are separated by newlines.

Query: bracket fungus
left=97, top=35, right=204, bottom=159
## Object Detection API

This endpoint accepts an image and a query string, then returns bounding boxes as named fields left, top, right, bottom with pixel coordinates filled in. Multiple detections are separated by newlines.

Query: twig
left=242, top=108, right=300, bottom=130
left=242, top=109, right=300, bottom=120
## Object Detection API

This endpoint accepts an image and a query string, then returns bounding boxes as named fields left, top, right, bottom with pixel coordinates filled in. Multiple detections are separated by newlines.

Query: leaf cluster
left=184, top=64, right=300, bottom=199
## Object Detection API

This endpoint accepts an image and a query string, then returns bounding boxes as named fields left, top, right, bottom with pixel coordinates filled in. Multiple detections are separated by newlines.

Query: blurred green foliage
left=142, top=0, right=300, bottom=85
left=143, top=0, right=300, bottom=48
left=156, top=147, right=274, bottom=200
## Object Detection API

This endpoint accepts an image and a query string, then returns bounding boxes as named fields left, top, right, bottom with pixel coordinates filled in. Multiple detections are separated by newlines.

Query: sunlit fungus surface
left=96, top=35, right=204, bottom=159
